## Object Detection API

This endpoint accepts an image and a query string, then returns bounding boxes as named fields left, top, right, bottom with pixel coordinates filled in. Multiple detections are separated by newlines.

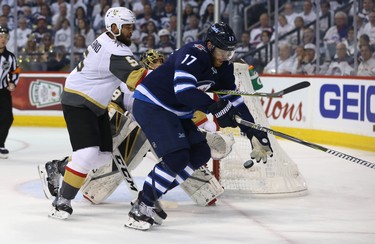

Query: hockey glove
left=246, top=131, right=273, bottom=164
left=208, top=100, right=239, bottom=128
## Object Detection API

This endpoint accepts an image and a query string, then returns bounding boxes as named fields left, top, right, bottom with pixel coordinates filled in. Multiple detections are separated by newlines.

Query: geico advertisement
left=261, top=76, right=374, bottom=137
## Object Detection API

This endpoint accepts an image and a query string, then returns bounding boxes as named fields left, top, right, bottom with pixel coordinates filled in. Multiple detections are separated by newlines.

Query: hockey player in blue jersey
left=125, top=22, right=274, bottom=231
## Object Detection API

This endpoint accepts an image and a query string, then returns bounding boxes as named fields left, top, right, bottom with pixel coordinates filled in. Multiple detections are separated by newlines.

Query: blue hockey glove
left=208, top=100, right=239, bottom=128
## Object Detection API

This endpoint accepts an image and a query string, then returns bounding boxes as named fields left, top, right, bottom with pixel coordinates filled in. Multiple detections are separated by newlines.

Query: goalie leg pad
left=81, top=161, right=123, bottom=204
left=205, top=131, right=235, bottom=160
left=180, top=166, right=224, bottom=206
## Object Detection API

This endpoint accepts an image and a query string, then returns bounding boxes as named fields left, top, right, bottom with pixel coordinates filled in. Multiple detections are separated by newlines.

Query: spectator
left=54, top=18, right=71, bottom=50
left=233, top=32, right=252, bottom=63
left=255, top=30, right=273, bottom=67
left=139, top=20, right=159, bottom=46
left=160, top=1, right=176, bottom=29
left=156, top=28, right=175, bottom=56
left=33, top=3, right=53, bottom=26
left=318, top=0, right=332, bottom=34
left=153, top=0, right=165, bottom=20
left=283, top=2, right=299, bottom=27
left=91, top=0, right=109, bottom=19
left=302, top=27, right=315, bottom=45
left=249, top=13, right=273, bottom=46
left=343, top=26, right=356, bottom=56
left=74, top=6, right=87, bottom=28
left=70, top=34, right=86, bottom=66
left=299, top=43, right=328, bottom=75
left=357, top=45, right=375, bottom=76
left=20, top=6, right=34, bottom=29
left=263, top=42, right=295, bottom=74
left=77, top=18, right=95, bottom=46
left=182, top=14, right=200, bottom=44
left=92, top=4, right=110, bottom=33
left=51, top=0, right=71, bottom=16
left=271, top=14, right=293, bottom=42
left=199, top=2, right=214, bottom=32
left=1, top=5, right=14, bottom=30
left=135, top=3, right=159, bottom=31
left=166, top=15, right=177, bottom=44
left=289, top=16, right=305, bottom=47
left=132, top=0, right=149, bottom=18
left=52, top=2, right=70, bottom=31
left=138, top=34, right=157, bottom=53
left=349, top=0, right=374, bottom=22
left=325, top=42, right=354, bottom=76
left=182, top=3, right=195, bottom=27
left=323, top=11, right=349, bottom=44
left=300, top=0, right=316, bottom=25
left=354, top=15, right=366, bottom=41
left=47, top=45, right=70, bottom=71
left=7, top=17, right=32, bottom=53
left=38, top=33, right=54, bottom=63
left=32, top=15, right=54, bottom=44
left=292, top=45, right=305, bottom=74
left=363, top=10, right=375, bottom=46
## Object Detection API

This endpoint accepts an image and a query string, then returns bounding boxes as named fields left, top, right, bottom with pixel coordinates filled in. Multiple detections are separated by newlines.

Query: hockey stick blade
left=212, top=81, right=310, bottom=97
left=234, top=116, right=375, bottom=170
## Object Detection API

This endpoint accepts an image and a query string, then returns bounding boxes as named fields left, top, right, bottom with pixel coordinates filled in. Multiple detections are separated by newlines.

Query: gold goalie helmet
left=140, top=49, right=165, bottom=70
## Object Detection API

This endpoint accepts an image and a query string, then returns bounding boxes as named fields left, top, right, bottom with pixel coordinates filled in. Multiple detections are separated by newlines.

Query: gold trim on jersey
left=192, top=111, right=208, bottom=126
left=64, top=87, right=107, bottom=110
left=126, top=68, right=148, bottom=91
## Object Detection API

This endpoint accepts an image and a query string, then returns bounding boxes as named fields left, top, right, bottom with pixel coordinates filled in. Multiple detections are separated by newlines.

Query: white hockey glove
left=247, top=131, right=273, bottom=164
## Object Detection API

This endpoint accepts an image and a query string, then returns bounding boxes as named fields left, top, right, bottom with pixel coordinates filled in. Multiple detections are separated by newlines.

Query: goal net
left=213, top=63, right=308, bottom=197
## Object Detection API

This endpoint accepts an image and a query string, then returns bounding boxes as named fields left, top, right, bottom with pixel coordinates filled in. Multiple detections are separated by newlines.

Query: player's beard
left=117, top=34, right=132, bottom=46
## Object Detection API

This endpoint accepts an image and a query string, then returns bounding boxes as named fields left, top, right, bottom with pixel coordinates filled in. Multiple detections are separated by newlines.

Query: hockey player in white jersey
left=47, top=7, right=150, bottom=220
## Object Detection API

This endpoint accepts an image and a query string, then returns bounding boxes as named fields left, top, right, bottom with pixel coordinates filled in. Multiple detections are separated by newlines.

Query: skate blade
left=0, top=154, right=8, bottom=159
left=48, top=207, right=71, bottom=220
left=124, top=216, right=152, bottom=231
left=37, top=164, right=53, bottom=199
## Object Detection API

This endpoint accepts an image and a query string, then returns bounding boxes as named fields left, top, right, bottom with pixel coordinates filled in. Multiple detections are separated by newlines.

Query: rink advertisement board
left=12, top=73, right=374, bottom=151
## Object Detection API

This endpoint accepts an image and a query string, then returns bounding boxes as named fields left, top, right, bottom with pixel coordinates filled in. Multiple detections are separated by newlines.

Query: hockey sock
left=166, top=163, right=195, bottom=191
left=141, top=162, right=178, bottom=206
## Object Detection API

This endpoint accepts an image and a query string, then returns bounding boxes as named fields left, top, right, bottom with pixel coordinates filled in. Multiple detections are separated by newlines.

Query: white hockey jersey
left=61, top=32, right=143, bottom=116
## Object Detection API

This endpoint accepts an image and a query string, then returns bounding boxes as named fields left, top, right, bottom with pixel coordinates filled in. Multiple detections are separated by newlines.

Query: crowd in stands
left=2, top=0, right=375, bottom=76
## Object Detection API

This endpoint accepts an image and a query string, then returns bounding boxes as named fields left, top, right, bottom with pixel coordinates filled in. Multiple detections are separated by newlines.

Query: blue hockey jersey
left=133, top=41, right=255, bottom=131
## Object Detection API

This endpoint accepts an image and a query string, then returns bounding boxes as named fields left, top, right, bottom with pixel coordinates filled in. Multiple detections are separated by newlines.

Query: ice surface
left=0, top=127, right=374, bottom=244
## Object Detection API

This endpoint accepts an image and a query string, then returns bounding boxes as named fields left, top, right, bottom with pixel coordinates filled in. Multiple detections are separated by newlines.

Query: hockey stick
left=212, top=81, right=310, bottom=97
left=235, top=116, right=375, bottom=170
left=112, top=148, right=139, bottom=198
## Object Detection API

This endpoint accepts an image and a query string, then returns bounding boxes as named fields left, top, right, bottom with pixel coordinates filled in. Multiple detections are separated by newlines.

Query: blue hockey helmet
left=205, top=22, right=237, bottom=51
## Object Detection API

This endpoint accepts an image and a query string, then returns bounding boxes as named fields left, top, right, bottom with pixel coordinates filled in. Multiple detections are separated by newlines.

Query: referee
left=0, top=26, right=20, bottom=159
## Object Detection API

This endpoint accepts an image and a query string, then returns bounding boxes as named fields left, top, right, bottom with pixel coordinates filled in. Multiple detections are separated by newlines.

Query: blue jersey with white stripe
left=133, top=41, right=254, bottom=128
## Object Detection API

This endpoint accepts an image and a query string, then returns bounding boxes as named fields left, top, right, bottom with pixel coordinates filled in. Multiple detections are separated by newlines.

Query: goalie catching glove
left=208, top=100, right=239, bottom=128
left=246, top=130, right=273, bottom=164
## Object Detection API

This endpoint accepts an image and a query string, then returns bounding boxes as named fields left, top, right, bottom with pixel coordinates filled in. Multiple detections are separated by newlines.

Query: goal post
left=213, top=63, right=308, bottom=197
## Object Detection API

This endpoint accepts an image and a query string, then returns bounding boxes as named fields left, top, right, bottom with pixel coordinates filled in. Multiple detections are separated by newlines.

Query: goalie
left=38, top=49, right=234, bottom=210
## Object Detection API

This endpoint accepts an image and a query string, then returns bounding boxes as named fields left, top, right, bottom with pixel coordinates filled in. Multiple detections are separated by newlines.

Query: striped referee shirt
left=0, top=48, right=20, bottom=89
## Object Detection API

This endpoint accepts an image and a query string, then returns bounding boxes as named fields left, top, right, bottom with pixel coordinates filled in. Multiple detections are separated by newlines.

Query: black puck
left=243, top=160, right=254, bottom=169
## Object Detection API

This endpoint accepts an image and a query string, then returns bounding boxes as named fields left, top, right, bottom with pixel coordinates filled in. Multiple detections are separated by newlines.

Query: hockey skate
left=38, top=157, right=68, bottom=199
left=48, top=194, right=73, bottom=220
left=38, top=160, right=61, bottom=199
left=125, top=199, right=155, bottom=231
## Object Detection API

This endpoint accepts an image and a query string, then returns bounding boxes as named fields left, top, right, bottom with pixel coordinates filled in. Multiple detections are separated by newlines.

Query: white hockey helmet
left=105, top=7, right=136, bottom=36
